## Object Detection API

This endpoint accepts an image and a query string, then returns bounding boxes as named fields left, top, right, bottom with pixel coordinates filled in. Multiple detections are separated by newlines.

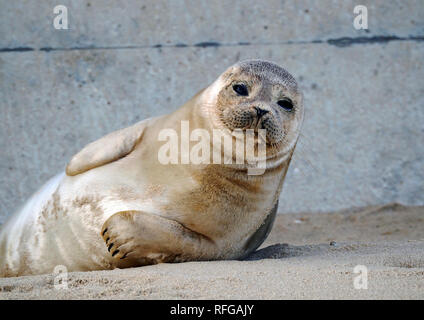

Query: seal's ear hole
left=233, top=84, right=249, bottom=96
left=277, top=99, right=294, bottom=112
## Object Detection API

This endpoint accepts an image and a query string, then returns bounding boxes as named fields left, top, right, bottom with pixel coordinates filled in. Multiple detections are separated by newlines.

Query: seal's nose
left=254, top=107, right=269, bottom=118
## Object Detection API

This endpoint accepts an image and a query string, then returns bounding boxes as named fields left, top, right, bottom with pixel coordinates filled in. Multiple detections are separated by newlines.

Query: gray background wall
left=0, top=0, right=423, bottom=224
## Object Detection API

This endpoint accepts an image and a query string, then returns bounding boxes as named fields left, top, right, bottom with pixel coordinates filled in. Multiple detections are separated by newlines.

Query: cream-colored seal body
left=0, top=60, right=304, bottom=277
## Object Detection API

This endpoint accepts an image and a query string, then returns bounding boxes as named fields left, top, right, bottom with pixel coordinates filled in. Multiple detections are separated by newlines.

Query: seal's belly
left=0, top=172, right=116, bottom=277
left=0, top=173, right=65, bottom=276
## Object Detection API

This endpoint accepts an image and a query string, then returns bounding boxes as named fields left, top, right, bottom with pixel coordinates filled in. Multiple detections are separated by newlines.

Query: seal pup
left=0, top=59, right=304, bottom=277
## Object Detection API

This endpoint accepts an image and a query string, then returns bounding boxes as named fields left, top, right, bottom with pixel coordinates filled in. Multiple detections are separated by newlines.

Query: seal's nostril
left=254, top=107, right=269, bottom=118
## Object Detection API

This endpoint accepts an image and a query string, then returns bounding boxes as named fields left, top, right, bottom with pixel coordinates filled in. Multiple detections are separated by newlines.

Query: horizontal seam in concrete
left=0, top=35, right=423, bottom=53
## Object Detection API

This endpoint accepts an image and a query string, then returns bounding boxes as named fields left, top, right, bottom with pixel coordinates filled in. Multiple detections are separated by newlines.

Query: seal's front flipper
left=241, top=201, right=278, bottom=259
left=100, top=210, right=217, bottom=268
left=66, top=120, right=150, bottom=176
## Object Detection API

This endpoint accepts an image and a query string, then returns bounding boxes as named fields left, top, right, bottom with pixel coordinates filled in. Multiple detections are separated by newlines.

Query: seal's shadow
left=244, top=243, right=331, bottom=261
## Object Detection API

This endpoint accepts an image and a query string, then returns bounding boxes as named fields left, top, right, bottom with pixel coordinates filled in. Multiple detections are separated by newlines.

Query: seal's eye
left=277, top=99, right=294, bottom=112
left=232, top=84, right=248, bottom=96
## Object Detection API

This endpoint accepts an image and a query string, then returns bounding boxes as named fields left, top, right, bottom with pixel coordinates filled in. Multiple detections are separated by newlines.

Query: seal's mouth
left=253, top=116, right=269, bottom=131
left=221, top=111, right=284, bottom=146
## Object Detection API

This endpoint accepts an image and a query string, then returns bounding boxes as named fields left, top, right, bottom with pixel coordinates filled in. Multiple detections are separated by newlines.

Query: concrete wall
left=1, top=0, right=423, bottom=223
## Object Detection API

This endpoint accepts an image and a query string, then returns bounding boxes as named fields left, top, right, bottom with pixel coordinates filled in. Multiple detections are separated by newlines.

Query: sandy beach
left=0, top=203, right=423, bottom=300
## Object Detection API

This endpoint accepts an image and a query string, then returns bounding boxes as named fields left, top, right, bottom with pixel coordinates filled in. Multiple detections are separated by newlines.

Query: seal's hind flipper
left=66, top=120, right=149, bottom=176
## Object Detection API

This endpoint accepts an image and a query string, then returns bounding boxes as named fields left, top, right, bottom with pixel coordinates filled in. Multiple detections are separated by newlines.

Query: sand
left=0, top=203, right=423, bottom=299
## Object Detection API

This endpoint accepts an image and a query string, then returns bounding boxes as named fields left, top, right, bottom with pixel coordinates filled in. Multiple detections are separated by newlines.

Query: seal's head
left=203, top=59, right=304, bottom=156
